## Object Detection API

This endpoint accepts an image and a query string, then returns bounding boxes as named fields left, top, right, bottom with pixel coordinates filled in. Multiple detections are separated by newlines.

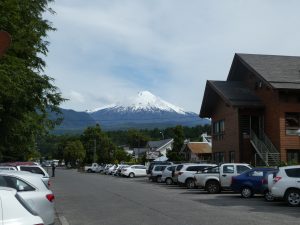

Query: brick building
left=200, top=53, right=300, bottom=166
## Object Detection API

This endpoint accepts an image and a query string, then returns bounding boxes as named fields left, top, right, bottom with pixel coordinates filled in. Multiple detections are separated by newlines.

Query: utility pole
left=93, top=139, right=96, bottom=163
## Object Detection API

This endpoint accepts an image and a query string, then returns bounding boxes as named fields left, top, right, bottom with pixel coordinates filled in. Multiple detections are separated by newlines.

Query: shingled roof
left=200, top=80, right=264, bottom=117
left=229, top=53, right=300, bottom=89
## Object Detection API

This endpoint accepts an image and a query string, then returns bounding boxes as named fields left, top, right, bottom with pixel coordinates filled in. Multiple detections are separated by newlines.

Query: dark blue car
left=231, top=168, right=277, bottom=198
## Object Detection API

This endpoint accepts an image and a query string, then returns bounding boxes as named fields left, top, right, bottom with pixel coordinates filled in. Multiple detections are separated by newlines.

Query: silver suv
left=149, top=165, right=168, bottom=182
left=161, top=165, right=177, bottom=185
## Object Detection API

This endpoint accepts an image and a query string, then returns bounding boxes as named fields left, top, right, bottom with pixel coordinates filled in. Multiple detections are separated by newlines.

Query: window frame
left=285, top=112, right=300, bottom=135
left=213, top=120, right=225, bottom=141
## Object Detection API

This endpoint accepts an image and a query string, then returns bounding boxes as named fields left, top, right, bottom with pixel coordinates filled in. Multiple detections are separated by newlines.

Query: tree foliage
left=0, top=0, right=64, bottom=161
left=172, top=125, right=184, bottom=152
left=126, top=129, right=149, bottom=148
left=80, top=124, right=118, bottom=164
left=63, top=140, right=85, bottom=167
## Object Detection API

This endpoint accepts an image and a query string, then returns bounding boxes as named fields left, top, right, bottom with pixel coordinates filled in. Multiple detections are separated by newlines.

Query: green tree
left=63, top=140, right=85, bottom=167
left=127, top=129, right=149, bottom=148
left=0, top=0, right=64, bottom=161
left=81, top=124, right=117, bottom=164
left=173, top=125, right=185, bottom=152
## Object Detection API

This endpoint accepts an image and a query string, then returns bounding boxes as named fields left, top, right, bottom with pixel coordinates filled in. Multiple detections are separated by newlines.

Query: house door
left=250, top=116, right=263, bottom=138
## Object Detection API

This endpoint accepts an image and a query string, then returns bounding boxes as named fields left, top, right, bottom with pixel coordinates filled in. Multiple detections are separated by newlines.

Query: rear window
left=203, top=167, right=219, bottom=173
left=237, top=165, right=250, bottom=174
left=19, top=166, right=45, bottom=176
left=285, top=168, right=300, bottom=178
left=0, top=176, right=35, bottom=192
left=186, top=166, right=210, bottom=172
left=154, top=166, right=165, bottom=171
left=176, top=165, right=184, bottom=171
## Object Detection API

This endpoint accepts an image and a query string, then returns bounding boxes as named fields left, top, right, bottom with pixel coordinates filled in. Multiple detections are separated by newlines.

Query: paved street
left=52, top=168, right=299, bottom=225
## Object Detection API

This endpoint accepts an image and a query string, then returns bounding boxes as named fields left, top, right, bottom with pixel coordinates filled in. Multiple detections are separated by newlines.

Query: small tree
left=63, top=140, right=85, bottom=168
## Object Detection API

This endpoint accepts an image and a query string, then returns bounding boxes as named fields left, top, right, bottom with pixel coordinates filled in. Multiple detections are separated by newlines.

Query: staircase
left=250, top=130, right=280, bottom=166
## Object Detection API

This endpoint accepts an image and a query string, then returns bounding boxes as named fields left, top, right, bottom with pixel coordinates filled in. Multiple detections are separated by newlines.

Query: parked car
left=0, top=187, right=44, bottom=225
left=107, top=165, right=117, bottom=175
left=194, top=163, right=252, bottom=193
left=177, top=164, right=217, bottom=189
left=0, top=163, right=50, bottom=188
left=84, top=163, right=103, bottom=173
left=0, top=171, right=55, bottom=225
left=121, top=165, right=147, bottom=178
left=103, top=164, right=113, bottom=174
left=231, top=167, right=277, bottom=198
left=114, top=164, right=129, bottom=176
left=146, top=161, right=173, bottom=175
left=268, top=165, right=300, bottom=206
left=15, top=165, right=50, bottom=188
left=149, top=165, right=168, bottom=182
left=172, top=164, right=185, bottom=184
left=161, top=165, right=177, bottom=185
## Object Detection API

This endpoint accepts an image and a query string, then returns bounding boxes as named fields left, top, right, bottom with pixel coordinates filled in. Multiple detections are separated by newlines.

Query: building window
left=214, top=152, right=224, bottom=164
left=287, top=150, right=300, bottom=164
left=213, top=120, right=225, bottom=140
left=285, top=113, right=300, bottom=135
left=229, top=151, right=235, bottom=163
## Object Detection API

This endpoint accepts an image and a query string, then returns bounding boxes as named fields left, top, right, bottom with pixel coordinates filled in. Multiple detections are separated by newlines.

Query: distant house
left=180, top=133, right=212, bottom=162
left=200, top=53, right=300, bottom=166
left=146, top=139, right=174, bottom=160
left=133, top=148, right=148, bottom=159
left=181, top=142, right=212, bottom=162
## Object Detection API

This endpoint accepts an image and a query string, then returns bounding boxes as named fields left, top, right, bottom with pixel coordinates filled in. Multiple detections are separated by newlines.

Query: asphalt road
left=51, top=168, right=299, bottom=225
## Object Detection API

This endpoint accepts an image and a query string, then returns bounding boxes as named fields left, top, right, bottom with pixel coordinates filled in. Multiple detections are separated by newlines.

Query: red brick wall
left=278, top=100, right=300, bottom=161
left=242, top=71, right=300, bottom=162
left=211, top=98, right=240, bottom=162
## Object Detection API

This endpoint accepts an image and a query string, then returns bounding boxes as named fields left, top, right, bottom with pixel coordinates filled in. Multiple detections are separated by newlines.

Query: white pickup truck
left=194, top=163, right=252, bottom=194
left=84, top=163, right=103, bottom=173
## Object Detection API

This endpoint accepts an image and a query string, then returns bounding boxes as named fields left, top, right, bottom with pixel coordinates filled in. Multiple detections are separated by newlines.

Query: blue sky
left=45, top=0, right=300, bottom=112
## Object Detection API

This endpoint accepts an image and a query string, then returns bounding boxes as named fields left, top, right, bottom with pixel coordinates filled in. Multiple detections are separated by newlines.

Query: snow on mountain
left=52, top=91, right=210, bottom=132
left=86, top=104, right=117, bottom=113
left=88, top=91, right=187, bottom=114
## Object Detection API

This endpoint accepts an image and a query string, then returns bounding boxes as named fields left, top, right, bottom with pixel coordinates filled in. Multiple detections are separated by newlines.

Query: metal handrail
left=250, top=130, right=280, bottom=166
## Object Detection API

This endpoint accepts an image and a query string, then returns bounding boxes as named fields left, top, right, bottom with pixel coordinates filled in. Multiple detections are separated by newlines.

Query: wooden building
left=200, top=53, right=300, bottom=166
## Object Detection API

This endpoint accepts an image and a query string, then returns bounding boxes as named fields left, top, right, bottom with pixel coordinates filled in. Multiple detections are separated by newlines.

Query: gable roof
left=186, top=142, right=212, bottom=154
left=228, top=53, right=300, bottom=89
left=200, top=80, right=263, bottom=117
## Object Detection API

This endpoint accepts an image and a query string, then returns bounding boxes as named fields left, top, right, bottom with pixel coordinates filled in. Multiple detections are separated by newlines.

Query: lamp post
left=160, top=132, right=164, bottom=140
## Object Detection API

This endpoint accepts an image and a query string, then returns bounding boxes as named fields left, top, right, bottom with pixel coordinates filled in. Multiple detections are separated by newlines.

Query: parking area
left=51, top=168, right=299, bottom=225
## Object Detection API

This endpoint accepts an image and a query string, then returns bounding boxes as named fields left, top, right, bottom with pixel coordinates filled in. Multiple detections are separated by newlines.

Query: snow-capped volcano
left=51, top=91, right=210, bottom=132
left=86, top=91, right=209, bottom=130
left=88, top=91, right=186, bottom=114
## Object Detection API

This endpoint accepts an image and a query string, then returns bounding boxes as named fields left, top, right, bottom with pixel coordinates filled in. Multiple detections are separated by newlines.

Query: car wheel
left=186, top=179, right=195, bottom=189
left=129, top=173, right=135, bottom=178
left=264, top=191, right=274, bottom=202
left=241, top=187, right=253, bottom=198
left=285, top=189, right=300, bottom=207
left=166, top=178, right=173, bottom=185
left=87, top=169, right=92, bottom=173
left=206, top=180, right=220, bottom=194
left=157, top=176, right=162, bottom=183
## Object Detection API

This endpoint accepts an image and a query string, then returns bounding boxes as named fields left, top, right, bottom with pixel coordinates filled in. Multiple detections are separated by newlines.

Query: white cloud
left=45, top=0, right=300, bottom=112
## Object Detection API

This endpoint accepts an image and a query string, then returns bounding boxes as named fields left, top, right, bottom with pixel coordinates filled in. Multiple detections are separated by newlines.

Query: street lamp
left=160, top=132, right=164, bottom=140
